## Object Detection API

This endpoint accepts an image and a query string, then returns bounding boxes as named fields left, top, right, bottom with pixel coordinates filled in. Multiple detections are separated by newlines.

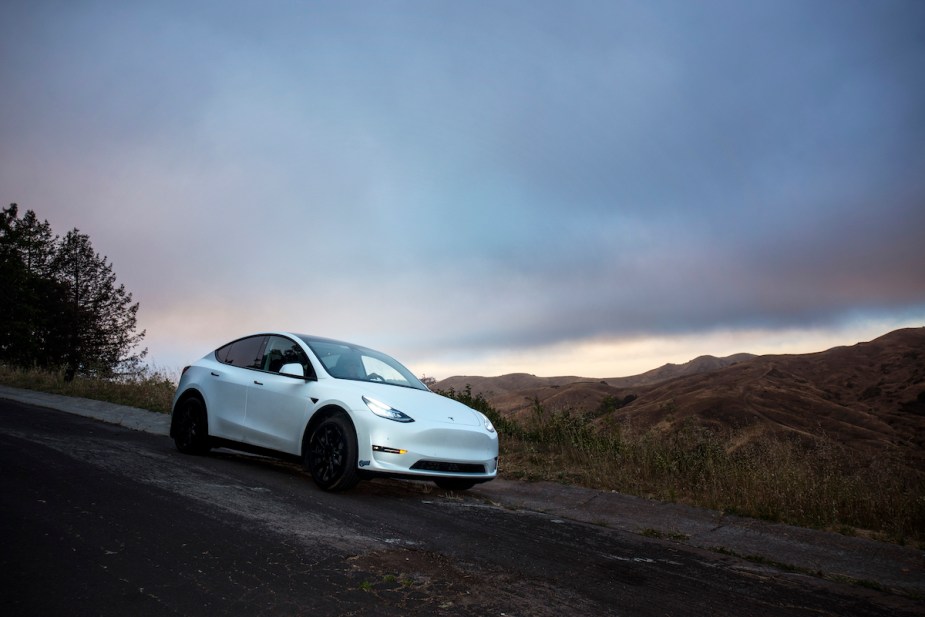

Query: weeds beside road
left=0, top=365, right=175, bottom=415
left=2, top=366, right=921, bottom=546
left=443, top=385, right=925, bottom=547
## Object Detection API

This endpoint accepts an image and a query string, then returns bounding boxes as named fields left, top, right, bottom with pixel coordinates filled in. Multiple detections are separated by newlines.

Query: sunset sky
left=2, top=1, right=923, bottom=379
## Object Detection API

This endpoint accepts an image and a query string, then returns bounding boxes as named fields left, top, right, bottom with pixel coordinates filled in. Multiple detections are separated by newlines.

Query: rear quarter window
left=214, top=336, right=266, bottom=369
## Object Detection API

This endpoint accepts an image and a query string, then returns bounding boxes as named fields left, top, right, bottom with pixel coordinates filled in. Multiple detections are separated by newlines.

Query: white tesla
left=170, top=332, right=498, bottom=491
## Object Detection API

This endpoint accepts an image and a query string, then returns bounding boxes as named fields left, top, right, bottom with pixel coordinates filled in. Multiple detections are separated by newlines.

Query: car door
left=242, top=335, right=317, bottom=454
left=208, top=335, right=267, bottom=442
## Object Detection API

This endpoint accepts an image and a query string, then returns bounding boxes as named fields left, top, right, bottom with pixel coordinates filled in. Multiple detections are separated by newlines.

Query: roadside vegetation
left=0, top=364, right=175, bottom=414
left=441, top=385, right=925, bottom=546
left=1, top=367, right=921, bottom=546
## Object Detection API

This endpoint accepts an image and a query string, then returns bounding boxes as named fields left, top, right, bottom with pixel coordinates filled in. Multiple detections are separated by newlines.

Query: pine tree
left=53, top=229, right=147, bottom=378
left=0, top=204, right=147, bottom=377
left=0, top=204, right=67, bottom=368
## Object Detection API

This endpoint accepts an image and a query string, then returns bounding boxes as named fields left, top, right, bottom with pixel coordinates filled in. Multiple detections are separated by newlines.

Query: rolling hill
left=434, top=328, right=925, bottom=462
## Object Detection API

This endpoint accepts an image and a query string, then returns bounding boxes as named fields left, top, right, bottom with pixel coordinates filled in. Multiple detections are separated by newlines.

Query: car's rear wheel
left=306, top=414, right=359, bottom=491
left=434, top=478, right=477, bottom=491
left=173, top=396, right=210, bottom=455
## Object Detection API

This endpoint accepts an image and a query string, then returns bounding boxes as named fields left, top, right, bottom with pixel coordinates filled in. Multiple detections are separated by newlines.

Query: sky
left=2, top=1, right=924, bottom=380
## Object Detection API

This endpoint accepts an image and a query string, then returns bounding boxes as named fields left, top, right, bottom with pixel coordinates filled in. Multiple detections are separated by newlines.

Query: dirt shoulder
left=470, top=479, right=924, bottom=598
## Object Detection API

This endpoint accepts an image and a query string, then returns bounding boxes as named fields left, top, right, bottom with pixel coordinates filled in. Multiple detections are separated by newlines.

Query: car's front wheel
left=173, top=396, right=211, bottom=455
left=306, top=414, right=359, bottom=491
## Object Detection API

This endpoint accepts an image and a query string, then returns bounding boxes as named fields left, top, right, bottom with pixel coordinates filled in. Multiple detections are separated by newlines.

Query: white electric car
left=170, top=332, right=498, bottom=491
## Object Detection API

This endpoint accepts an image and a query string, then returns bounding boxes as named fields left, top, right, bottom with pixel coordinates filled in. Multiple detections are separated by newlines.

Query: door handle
left=254, top=380, right=263, bottom=386
left=211, top=371, right=220, bottom=377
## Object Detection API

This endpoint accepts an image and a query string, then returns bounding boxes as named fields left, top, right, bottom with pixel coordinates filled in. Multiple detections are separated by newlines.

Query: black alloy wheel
left=173, top=396, right=210, bottom=455
left=306, top=414, right=359, bottom=491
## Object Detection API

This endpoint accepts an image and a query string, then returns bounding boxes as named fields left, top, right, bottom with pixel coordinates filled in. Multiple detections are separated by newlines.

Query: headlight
left=478, top=412, right=496, bottom=433
left=363, top=396, right=415, bottom=423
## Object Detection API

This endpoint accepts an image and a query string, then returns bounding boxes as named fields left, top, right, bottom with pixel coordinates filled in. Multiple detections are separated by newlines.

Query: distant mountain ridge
left=434, top=351, right=756, bottom=399
left=433, top=328, right=925, bottom=463
left=604, top=352, right=757, bottom=387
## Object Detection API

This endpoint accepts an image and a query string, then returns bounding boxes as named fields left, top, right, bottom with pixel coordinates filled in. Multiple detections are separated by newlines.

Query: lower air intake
left=410, top=460, right=485, bottom=474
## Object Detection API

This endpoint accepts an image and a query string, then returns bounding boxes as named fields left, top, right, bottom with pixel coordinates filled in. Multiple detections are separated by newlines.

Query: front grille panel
left=410, top=460, right=486, bottom=474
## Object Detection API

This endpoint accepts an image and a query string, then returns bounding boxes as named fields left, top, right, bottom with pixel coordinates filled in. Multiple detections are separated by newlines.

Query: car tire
left=434, top=478, right=476, bottom=491
left=306, top=414, right=360, bottom=492
left=173, top=396, right=211, bottom=455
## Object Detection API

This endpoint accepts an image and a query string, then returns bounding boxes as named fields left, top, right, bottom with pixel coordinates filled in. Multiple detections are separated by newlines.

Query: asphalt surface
left=1, top=384, right=923, bottom=614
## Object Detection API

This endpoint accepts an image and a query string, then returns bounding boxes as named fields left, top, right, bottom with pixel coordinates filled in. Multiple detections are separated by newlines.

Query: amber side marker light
left=372, top=445, right=408, bottom=455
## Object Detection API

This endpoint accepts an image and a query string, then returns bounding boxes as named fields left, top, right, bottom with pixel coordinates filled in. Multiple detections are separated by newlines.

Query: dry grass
left=443, top=387, right=925, bottom=545
left=502, top=421, right=924, bottom=543
left=0, top=364, right=176, bottom=414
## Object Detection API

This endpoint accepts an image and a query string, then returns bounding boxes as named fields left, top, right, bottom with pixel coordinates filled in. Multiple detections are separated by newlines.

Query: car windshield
left=296, top=335, right=428, bottom=391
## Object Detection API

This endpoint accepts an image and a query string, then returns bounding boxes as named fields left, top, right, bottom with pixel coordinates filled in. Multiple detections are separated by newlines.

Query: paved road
left=0, top=397, right=921, bottom=616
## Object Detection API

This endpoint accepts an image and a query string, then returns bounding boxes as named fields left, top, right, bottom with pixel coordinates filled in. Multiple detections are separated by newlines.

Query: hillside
left=435, top=352, right=754, bottom=410
left=434, top=352, right=757, bottom=416
left=434, top=328, right=925, bottom=462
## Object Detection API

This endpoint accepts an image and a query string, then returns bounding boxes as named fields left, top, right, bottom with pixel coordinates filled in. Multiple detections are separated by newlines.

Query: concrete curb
left=2, top=384, right=922, bottom=598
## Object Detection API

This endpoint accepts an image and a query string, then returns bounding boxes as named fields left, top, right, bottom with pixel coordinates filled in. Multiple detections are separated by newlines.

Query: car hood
left=354, top=384, right=482, bottom=426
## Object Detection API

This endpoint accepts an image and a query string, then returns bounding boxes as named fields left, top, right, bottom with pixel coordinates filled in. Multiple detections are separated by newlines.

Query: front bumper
left=359, top=423, right=499, bottom=480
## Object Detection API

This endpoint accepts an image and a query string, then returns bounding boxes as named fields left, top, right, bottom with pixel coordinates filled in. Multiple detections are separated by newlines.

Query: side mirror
left=279, top=363, right=305, bottom=378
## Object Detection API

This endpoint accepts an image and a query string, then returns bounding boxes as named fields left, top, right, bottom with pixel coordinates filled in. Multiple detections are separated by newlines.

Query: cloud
left=1, top=1, right=923, bottom=376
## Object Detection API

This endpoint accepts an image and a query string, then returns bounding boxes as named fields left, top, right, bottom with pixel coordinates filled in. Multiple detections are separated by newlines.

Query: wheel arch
left=301, top=404, right=355, bottom=458
left=170, top=388, right=206, bottom=438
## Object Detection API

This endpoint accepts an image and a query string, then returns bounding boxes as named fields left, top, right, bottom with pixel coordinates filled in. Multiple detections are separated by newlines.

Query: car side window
left=262, top=335, right=315, bottom=377
left=216, top=336, right=267, bottom=370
